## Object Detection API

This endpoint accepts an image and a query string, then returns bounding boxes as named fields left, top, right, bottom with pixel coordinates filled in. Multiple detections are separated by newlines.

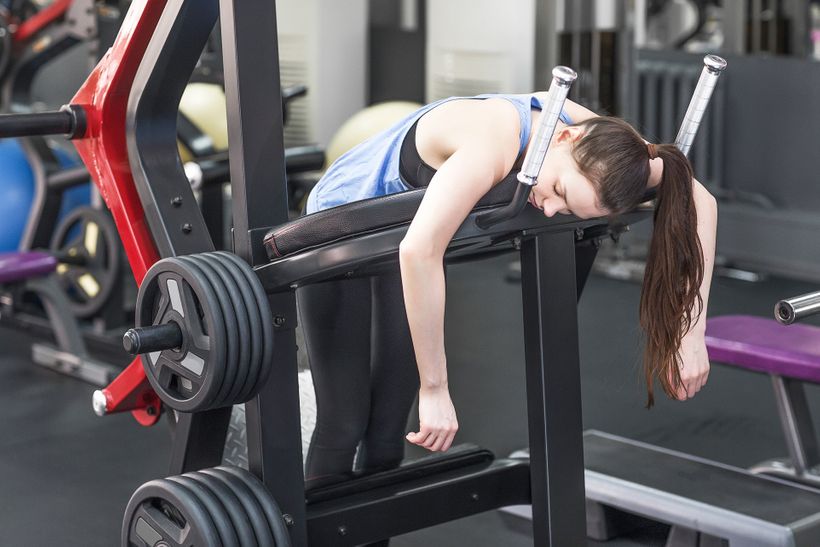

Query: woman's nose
left=542, top=200, right=562, bottom=217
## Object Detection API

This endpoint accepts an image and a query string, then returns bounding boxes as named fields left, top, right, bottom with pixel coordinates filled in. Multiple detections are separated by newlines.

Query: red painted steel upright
left=70, top=0, right=168, bottom=425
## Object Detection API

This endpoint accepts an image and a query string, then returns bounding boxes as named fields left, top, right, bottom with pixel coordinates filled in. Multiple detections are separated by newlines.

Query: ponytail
left=569, top=119, right=705, bottom=406
left=638, top=145, right=703, bottom=407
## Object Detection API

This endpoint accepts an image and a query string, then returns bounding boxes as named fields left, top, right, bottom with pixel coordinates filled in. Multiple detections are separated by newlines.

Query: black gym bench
left=502, top=430, right=820, bottom=546
left=0, top=1, right=722, bottom=545
left=115, top=2, right=637, bottom=543
left=585, top=430, right=820, bottom=547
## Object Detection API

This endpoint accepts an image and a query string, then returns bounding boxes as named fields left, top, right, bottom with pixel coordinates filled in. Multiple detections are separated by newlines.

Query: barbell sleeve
left=475, top=66, right=577, bottom=230
left=674, top=54, right=727, bottom=157
left=774, top=291, right=820, bottom=325
left=123, top=323, right=183, bottom=355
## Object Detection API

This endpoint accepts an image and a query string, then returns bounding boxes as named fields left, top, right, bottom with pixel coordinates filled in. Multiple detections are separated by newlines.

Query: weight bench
left=251, top=174, right=653, bottom=547
left=584, top=430, right=820, bottom=547
left=106, top=11, right=640, bottom=538
left=0, top=251, right=119, bottom=386
left=501, top=430, right=820, bottom=547
left=706, top=315, right=820, bottom=487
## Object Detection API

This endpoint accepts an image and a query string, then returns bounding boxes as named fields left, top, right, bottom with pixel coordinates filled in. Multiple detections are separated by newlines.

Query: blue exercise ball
left=0, top=140, right=91, bottom=252
left=0, top=140, right=36, bottom=251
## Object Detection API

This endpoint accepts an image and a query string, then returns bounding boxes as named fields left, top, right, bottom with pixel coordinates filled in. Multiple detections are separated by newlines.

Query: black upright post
left=574, top=241, right=599, bottom=299
left=520, top=230, right=587, bottom=546
left=219, top=0, right=289, bottom=262
left=126, top=0, right=229, bottom=474
left=200, top=184, right=226, bottom=250
left=169, top=408, right=233, bottom=472
left=220, top=1, right=307, bottom=545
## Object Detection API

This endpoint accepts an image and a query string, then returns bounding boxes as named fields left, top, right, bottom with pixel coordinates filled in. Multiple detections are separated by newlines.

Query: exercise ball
left=0, top=141, right=91, bottom=252
left=178, top=82, right=229, bottom=162
left=0, top=140, right=35, bottom=251
left=325, top=101, right=422, bottom=167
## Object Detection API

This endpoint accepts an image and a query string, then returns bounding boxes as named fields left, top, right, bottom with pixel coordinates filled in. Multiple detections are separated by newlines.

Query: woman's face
left=528, top=127, right=609, bottom=220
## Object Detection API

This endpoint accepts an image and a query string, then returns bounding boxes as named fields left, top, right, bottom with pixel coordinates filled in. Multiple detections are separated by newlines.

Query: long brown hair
left=570, top=117, right=704, bottom=407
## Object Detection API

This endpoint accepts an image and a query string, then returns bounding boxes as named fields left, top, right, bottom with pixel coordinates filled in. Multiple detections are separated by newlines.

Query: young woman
left=298, top=92, right=717, bottom=486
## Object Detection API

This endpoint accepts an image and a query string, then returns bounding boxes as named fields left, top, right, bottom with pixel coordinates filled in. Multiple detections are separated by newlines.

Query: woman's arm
left=674, top=178, right=718, bottom=399
left=401, top=99, right=520, bottom=452
left=559, top=97, right=717, bottom=399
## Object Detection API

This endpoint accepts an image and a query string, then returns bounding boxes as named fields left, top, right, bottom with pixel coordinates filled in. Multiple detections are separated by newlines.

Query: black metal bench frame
left=123, top=0, right=651, bottom=544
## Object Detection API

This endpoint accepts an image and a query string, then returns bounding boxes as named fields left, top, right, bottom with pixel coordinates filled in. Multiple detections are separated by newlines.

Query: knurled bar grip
left=674, top=55, right=727, bottom=157
left=475, top=66, right=577, bottom=230
left=775, top=291, right=820, bottom=325
left=518, top=66, right=578, bottom=185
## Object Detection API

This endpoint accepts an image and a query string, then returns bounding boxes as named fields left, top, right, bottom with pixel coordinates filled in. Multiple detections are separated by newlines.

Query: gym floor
left=1, top=253, right=818, bottom=546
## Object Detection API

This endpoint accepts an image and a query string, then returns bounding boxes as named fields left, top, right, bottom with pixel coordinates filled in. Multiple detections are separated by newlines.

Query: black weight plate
left=201, top=468, right=275, bottom=547
left=198, top=253, right=253, bottom=406
left=207, top=252, right=262, bottom=403
left=50, top=206, right=121, bottom=318
left=217, top=466, right=292, bottom=546
left=166, top=475, right=239, bottom=547
left=122, top=478, right=221, bottom=547
left=215, top=252, right=274, bottom=400
left=211, top=252, right=266, bottom=402
left=186, top=471, right=257, bottom=547
left=136, top=257, right=226, bottom=412
left=179, top=254, right=241, bottom=409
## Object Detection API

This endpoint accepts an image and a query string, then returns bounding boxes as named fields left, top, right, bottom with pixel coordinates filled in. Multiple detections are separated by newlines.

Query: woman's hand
left=406, top=385, right=458, bottom=452
left=671, top=333, right=710, bottom=400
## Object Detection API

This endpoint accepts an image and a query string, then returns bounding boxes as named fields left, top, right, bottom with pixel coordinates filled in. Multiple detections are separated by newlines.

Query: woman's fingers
left=676, top=371, right=708, bottom=400
left=407, top=425, right=458, bottom=452
left=422, top=433, right=439, bottom=449
left=429, top=435, right=447, bottom=452
left=406, top=430, right=430, bottom=445
left=431, top=426, right=458, bottom=452
left=428, top=430, right=456, bottom=452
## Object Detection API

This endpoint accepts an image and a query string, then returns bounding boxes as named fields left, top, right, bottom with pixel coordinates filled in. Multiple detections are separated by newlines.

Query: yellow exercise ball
left=178, top=83, right=229, bottom=162
left=325, top=101, right=422, bottom=168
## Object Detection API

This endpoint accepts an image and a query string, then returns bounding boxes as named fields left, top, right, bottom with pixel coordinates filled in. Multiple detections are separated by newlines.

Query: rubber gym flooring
left=1, top=253, right=818, bottom=546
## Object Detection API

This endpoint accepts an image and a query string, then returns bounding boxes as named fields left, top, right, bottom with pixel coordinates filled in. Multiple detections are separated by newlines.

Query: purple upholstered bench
left=706, top=314, right=820, bottom=486
left=0, top=250, right=118, bottom=385
left=0, top=251, right=57, bottom=284
left=706, top=315, right=820, bottom=384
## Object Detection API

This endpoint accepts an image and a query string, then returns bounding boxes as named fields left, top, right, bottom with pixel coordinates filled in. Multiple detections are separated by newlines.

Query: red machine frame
left=69, top=0, right=167, bottom=425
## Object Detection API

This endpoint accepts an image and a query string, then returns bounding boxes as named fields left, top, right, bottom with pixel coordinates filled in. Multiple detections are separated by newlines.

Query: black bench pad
left=264, top=179, right=519, bottom=259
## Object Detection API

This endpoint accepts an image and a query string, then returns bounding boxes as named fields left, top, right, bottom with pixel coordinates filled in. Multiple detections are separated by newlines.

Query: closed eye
left=555, top=180, right=566, bottom=200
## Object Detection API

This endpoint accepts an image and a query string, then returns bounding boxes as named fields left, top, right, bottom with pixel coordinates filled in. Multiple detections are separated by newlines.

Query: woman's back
left=306, top=93, right=554, bottom=213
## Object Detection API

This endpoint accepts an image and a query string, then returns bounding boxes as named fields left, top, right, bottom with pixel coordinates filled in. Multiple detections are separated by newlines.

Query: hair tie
left=647, top=143, right=658, bottom=160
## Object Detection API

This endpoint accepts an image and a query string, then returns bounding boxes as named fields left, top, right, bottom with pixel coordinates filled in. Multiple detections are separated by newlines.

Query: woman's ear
left=554, top=126, right=585, bottom=144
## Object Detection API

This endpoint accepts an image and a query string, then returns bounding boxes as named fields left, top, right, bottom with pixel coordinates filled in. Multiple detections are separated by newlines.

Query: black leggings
left=297, top=272, right=419, bottom=486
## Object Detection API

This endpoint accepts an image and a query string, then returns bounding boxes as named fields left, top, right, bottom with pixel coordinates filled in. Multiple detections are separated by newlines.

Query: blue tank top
left=306, top=94, right=573, bottom=213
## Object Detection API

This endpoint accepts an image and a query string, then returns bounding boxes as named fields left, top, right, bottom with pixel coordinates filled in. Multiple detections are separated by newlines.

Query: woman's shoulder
left=424, top=95, right=522, bottom=134
left=417, top=96, right=522, bottom=170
